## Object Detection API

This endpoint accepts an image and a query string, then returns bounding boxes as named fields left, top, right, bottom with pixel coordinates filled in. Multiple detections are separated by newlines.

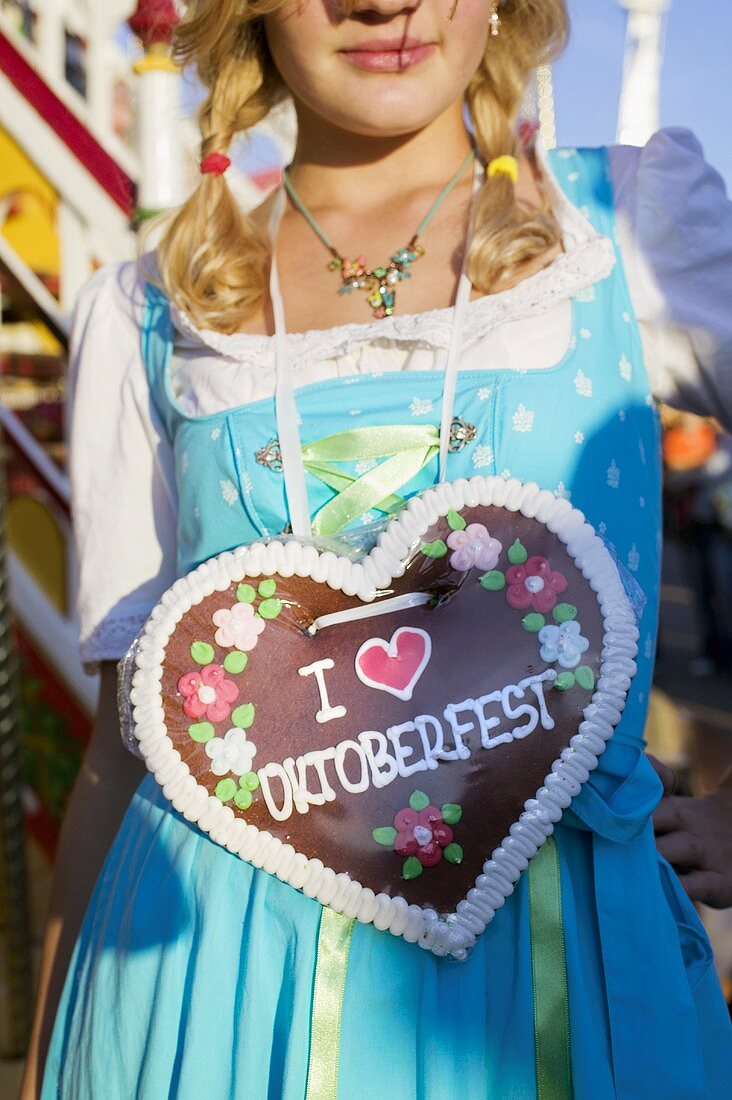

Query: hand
left=649, top=754, right=732, bottom=909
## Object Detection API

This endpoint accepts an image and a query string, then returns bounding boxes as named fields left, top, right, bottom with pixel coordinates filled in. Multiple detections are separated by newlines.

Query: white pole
left=35, top=0, right=65, bottom=84
left=133, top=57, right=186, bottom=212
left=617, top=0, right=672, bottom=146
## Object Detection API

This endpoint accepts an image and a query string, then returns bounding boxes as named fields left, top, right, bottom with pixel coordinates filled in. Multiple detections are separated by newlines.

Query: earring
left=489, top=3, right=501, bottom=37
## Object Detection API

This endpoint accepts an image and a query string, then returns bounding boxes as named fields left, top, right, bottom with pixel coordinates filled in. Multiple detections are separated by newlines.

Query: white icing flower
left=538, top=621, right=590, bottom=670
left=212, top=602, right=266, bottom=651
left=206, top=727, right=257, bottom=777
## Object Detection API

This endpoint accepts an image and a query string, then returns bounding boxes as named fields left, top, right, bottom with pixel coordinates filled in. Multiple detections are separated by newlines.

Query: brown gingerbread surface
left=159, top=506, right=604, bottom=913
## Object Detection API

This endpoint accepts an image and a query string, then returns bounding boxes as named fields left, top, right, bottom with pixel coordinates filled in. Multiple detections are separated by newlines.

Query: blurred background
left=0, top=0, right=730, bottom=1083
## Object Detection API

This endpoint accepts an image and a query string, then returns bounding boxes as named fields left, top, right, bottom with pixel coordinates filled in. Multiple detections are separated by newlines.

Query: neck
left=288, top=99, right=474, bottom=212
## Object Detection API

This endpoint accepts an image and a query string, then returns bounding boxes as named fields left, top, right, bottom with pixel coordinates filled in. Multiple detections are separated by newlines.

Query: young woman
left=25, top=1, right=732, bottom=1096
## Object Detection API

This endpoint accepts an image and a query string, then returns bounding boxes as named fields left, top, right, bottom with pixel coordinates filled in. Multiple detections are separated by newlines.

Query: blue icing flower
left=538, top=621, right=589, bottom=670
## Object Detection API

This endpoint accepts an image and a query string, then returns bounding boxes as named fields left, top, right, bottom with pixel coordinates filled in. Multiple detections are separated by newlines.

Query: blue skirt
left=43, top=743, right=732, bottom=1099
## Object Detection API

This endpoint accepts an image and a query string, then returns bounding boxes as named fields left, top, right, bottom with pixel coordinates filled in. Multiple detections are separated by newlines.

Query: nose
left=348, top=0, right=422, bottom=16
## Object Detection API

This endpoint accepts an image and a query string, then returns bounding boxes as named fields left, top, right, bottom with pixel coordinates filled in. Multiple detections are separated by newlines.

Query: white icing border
left=130, top=476, right=638, bottom=960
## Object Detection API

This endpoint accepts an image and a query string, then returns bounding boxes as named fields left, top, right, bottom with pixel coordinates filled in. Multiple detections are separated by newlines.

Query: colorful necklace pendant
left=284, top=148, right=475, bottom=320
left=330, top=242, right=425, bottom=319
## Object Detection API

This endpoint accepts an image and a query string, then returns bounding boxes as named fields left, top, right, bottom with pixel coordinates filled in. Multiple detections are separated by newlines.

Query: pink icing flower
left=212, top=602, right=265, bottom=651
left=446, top=524, right=502, bottom=572
left=393, top=805, right=454, bottom=868
left=505, top=555, right=568, bottom=613
left=178, top=664, right=239, bottom=723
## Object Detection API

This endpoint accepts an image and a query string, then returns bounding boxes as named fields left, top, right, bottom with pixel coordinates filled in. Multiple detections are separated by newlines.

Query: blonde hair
left=156, top=0, right=569, bottom=334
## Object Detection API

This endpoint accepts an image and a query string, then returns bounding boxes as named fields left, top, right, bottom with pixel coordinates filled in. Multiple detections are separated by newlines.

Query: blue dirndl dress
left=43, top=149, right=732, bottom=1099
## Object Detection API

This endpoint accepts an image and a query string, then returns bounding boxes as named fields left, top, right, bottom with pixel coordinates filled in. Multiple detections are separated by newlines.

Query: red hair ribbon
left=200, top=152, right=232, bottom=176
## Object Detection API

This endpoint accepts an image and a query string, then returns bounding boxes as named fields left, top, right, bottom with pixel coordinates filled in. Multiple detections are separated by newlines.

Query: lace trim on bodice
left=170, top=236, right=616, bottom=370
left=80, top=609, right=151, bottom=671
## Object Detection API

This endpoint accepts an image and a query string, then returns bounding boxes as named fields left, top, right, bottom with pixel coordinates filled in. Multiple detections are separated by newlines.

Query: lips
left=340, top=37, right=436, bottom=73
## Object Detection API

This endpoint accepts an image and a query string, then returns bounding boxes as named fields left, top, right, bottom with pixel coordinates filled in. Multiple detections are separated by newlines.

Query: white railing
left=0, top=0, right=140, bottom=176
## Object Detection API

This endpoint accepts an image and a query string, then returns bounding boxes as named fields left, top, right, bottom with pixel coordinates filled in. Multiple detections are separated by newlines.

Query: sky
left=554, top=0, right=732, bottom=186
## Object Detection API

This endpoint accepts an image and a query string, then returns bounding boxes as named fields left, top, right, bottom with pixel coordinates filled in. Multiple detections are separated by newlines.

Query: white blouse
left=68, top=128, right=732, bottom=671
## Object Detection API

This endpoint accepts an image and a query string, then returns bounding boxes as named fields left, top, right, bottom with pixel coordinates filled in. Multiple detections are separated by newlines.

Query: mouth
left=339, top=37, right=436, bottom=73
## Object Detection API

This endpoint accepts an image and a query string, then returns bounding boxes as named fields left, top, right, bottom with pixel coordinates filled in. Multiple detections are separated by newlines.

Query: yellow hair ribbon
left=487, top=154, right=520, bottom=185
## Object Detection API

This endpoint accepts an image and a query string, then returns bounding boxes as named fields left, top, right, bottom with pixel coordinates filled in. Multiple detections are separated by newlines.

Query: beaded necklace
left=283, top=149, right=476, bottom=319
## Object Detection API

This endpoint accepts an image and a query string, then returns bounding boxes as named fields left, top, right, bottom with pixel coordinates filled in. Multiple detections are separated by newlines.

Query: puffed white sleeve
left=67, top=261, right=179, bottom=672
left=610, top=127, right=732, bottom=431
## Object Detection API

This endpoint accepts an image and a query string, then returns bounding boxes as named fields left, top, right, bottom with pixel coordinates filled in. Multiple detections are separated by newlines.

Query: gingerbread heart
left=130, top=476, right=637, bottom=959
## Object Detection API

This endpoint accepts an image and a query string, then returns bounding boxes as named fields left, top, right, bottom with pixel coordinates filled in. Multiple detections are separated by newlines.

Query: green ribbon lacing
left=297, top=424, right=439, bottom=536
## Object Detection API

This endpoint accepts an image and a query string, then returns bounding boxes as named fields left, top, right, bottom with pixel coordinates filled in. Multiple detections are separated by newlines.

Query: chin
left=316, top=87, right=452, bottom=141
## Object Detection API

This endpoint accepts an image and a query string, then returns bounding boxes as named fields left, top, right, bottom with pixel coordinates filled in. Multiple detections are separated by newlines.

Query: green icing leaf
left=258, top=578, right=277, bottom=599
left=223, top=650, right=248, bottom=675
left=232, top=703, right=255, bottom=729
left=446, top=509, right=467, bottom=532
left=479, top=570, right=506, bottom=591
left=421, top=540, right=448, bottom=559
left=190, top=641, right=215, bottom=665
left=553, top=603, right=578, bottom=623
left=188, top=722, right=215, bottom=744
left=441, top=803, right=463, bottom=825
left=241, top=771, right=260, bottom=792
left=555, top=672, right=576, bottom=692
left=215, top=778, right=237, bottom=803
left=508, top=538, right=528, bottom=565
left=575, top=665, right=596, bottom=691
left=409, top=790, right=430, bottom=811
left=234, top=788, right=253, bottom=810
left=444, top=843, right=464, bottom=865
left=236, top=583, right=256, bottom=604
left=522, top=613, right=546, bottom=633
left=257, top=597, right=282, bottom=621
left=402, top=856, right=424, bottom=880
left=372, top=826, right=397, bottom=847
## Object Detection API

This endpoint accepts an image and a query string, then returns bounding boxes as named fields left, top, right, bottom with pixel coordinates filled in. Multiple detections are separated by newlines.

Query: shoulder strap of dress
left=547, top=146, right=616, bottom=240
left=140, top=281, right=179, bottom=441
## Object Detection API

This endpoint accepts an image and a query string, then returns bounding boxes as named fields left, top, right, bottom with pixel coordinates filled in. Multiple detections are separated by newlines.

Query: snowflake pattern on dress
left=410, top=397, right=434, bottom=417
left=355, top=458, right=378, bottom=476
left=555, top=481, right=571, bottom=500
left=574, top=431, right=585, bottom=444
left=478, top=387, right=493, bottom=401
left=607, top=461, right=620, bottom=489
left=220, top=479, right=239, bottom=506
left=574, top=369, right=593, bottom=398
left=512, top=404, right=535, bottom=433
left=580, top=328, right=592, bottom=340
left=619, top=354, right=632, bottom=382
left=627, top=543, right=640, bottom=572
left=211, top=427, right=222, bottom=441
left=241, top=471, right=253, bottom=494
left=180, top=451, right=189, bottom=475
left=567, top=171, right=580, bottom=184
left=574, top=285, right=596, bottom=303
left=472, top=445, right=494, bottom=470
left=500, top=468, right=512, bottom=480
left=644, top=634, right=655, bottom=660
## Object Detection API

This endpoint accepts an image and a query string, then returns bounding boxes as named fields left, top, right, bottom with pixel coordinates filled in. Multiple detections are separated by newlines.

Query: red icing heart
left=355, top=628, right=432, bottom=701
